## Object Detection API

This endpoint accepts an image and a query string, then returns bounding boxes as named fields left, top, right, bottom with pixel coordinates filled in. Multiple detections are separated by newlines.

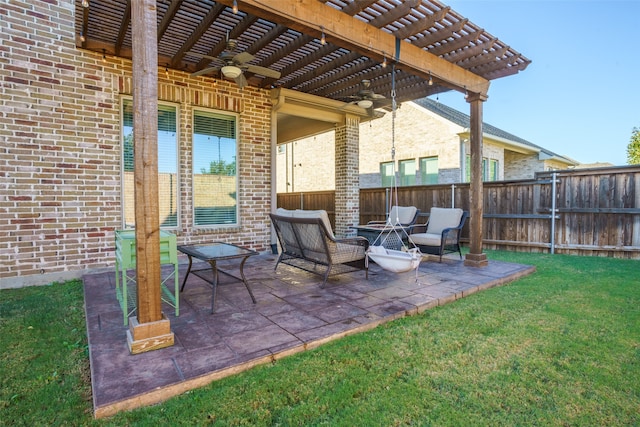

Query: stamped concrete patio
left=83, top=253, right=535, bottom=418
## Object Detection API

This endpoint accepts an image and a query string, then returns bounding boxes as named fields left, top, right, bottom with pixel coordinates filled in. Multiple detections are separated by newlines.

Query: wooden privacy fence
left=277, top=166, right=640, bottom=259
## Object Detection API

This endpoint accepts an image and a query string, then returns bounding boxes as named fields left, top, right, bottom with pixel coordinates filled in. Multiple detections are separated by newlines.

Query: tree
left=627, top=127, right=640, bottom=165
left=200, top=158, right=236, bottom=176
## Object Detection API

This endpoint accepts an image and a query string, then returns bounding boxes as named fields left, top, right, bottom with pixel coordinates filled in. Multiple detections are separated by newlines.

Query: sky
left=432, top=0, right=640, bottom=166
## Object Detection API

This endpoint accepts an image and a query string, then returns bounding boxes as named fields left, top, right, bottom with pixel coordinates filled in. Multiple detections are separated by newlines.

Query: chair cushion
left=426, top=207, right=463, bottom=235
left=275, top=207, right=295, bottom=217
left=409, top=233, right=441, bottom=246
left=277, top=209, right=335, bottom=239
left=388, top=206, right=418, bottom=226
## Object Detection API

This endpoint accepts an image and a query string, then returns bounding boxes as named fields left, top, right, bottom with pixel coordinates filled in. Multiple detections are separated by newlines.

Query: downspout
left=270, top=98, right=279, bottom=254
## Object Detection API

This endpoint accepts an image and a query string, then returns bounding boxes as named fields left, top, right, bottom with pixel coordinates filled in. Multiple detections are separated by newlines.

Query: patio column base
left=464, top=252, right=488, bottom=267
left=127, top=313, right=174, bottom=354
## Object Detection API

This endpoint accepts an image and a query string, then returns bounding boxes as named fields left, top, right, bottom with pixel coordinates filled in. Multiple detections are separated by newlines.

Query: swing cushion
left=366, top=245, right=421, bottom=273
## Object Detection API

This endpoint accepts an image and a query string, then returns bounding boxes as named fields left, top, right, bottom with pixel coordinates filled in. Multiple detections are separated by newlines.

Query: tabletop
left=177, top=242, right=257, bottom=261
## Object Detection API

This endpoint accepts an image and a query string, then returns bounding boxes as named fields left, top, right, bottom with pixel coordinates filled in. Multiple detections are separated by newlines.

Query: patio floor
left=83, top=252, right=535, bottom=418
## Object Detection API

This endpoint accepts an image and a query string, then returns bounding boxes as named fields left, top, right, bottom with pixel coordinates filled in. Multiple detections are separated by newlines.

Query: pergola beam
left=216, top=0, right=490, bottom=97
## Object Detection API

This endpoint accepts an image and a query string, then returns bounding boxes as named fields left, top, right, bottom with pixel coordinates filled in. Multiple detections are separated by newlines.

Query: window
left=380, top=161, right=394, bottom=187
left=420, top=156, right=438, bottom=185
left=465, top=154, right=471, bottom=182
left=465, top=155, right=499, bottom=182
left=121, top=98, right=178, bottom=228
left=399, top=159, right=416, bottom=186
left=192, top=110, right=238, bottom=226
left=482, top=158, right=488, bottom=181
left=488, top=159, right=499, bottom=181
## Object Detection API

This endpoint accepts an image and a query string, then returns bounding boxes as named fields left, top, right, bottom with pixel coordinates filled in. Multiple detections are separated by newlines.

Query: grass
left=1, top=251, right=639, bottom=426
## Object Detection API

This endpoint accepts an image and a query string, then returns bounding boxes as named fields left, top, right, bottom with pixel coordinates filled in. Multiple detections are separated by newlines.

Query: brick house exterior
left=276, top=98, right=577, bottom=192
left=1, top=1, right=274, bottom=287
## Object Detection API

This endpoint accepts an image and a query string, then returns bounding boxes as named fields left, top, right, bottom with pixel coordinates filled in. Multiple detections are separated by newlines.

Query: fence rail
left=277, top=165, right=640, bottom=259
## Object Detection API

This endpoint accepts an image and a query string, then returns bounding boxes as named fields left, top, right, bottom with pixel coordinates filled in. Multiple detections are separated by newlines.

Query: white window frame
left=191, top=108, right=240, bottom=229
left=120, top=96, right=180, bottom=229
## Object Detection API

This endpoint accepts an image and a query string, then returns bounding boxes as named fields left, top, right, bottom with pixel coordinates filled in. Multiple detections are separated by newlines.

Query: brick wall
left=276, top=133, right=336, bottom=192
left=277, top=102, right=514, bottom=191
left=504, top=151, right=540, bottom=179
left=0, top=0, right=273, bottom=287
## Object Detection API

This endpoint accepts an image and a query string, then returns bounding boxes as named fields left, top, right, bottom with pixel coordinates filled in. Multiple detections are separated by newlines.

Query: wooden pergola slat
left=170, top=3, right=225, bottom=68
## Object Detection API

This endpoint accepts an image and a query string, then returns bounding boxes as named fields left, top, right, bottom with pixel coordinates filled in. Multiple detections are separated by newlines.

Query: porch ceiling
left=76, top=0, right=530, bottom=105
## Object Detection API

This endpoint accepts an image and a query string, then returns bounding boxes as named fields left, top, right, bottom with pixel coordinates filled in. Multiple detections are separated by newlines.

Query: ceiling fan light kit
left=221, top=65, right=242, bottom=78
left=357, top=99, right=373, bottom=109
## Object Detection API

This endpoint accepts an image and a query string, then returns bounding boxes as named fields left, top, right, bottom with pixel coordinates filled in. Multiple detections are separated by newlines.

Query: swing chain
left=390, top=65, right=399, bottom=210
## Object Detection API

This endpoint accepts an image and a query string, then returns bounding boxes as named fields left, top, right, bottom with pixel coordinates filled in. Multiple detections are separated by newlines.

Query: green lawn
left=1, top=251, right=639, bottom=426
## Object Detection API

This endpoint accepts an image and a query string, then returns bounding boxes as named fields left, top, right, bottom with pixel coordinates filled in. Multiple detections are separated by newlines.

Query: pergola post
left=464, top=92, right=488, bottom=267
left=128, top=0, right=174, bottom=354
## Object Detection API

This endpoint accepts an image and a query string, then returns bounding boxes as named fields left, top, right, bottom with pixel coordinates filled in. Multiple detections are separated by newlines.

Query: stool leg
left=122, top=267, right=128, bottom=325
left=173, top=262, right=179, bottom=317
left=180, top=255, right=193, bottom=292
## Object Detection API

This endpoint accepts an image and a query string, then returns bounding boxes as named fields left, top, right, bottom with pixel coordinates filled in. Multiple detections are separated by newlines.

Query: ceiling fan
left=340, top=79, right=389, bottom=115
left=190, top=38, right=281, bottom=88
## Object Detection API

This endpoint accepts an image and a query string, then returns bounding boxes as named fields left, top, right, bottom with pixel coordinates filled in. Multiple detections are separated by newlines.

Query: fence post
left=300, top=192, right=304, bottom=210
left=550, top=172, right=557, bottom=254
left=385, top=187, right=390, bottom=217
left=451, top=184, right=455, bottom=208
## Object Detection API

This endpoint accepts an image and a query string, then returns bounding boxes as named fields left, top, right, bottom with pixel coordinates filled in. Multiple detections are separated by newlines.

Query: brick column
left=334, top=115, right=360, bottom=237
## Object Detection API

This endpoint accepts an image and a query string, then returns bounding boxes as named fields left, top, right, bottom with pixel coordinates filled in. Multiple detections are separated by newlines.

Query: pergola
left=76, top=0, right=530, bottom=352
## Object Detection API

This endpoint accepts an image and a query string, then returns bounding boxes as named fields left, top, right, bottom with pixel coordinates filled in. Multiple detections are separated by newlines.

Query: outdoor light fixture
left=357, top=99, right=373, bottom=109
left=82, top=0, right=89, bottom=7
left=320, top=26, right=326, bottom=45
left=80, top=32, right=85, bottom=43
left=382, top=52, right=387, bottom=68
left=428, top=72, right=433, bottom=86
left=232, top=0, right=238, bottom=14
left=221, top=65, right=242, bottom=79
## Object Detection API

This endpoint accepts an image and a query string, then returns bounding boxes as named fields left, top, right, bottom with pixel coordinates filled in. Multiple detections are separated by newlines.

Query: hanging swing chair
left=367, top=245, right=421, bottom=273
left=365, top=64, right=422, bottom=275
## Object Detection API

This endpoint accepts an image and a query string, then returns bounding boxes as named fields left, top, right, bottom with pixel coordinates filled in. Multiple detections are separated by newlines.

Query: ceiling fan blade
left=235, top=73, right=248, bottom=89
left=233, top=51, right=254, bottom=65
left=366, top=106, right=375, bottom=117
left=337, top=101, right=357, bottom=111
left=372, top=98, right=392, bottom=108
left=191, top=66, right=220, bottom=77
left=244, top=64, right=281, bottom=79
left=189, top=52, right=221, bottom=62
left=371, top=93, right=386, bottom=99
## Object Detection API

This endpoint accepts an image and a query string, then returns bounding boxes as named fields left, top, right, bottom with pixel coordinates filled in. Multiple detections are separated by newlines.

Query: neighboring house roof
left=412, top=98, right=578, bottom=166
